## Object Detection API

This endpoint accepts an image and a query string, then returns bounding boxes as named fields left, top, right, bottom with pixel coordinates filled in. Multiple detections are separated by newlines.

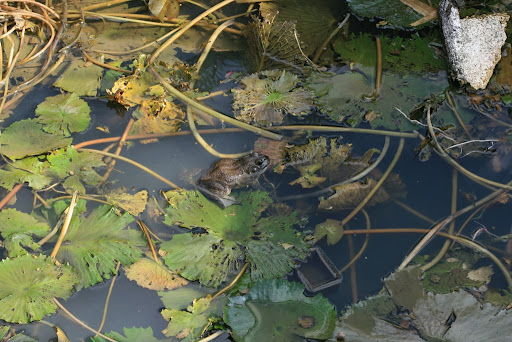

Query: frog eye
left=255, top=157, right=267, bottom=166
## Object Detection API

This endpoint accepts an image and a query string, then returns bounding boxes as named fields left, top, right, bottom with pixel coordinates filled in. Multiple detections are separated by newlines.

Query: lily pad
left=346, top=0, right=432, bottom=29
left=161, top=296, right=221, bottom=341
left=54, top=58, right=103, bottom=96
left=44, top=146, right=106, bottom=193
left=56, top=204, right=144, bottom=287
left=102, top=188, right=148, bottom=215
left=314, top=219, right=344, bottom=245
left=124, top=257, right=188, bottom=291
left=224, top=279, right=336, bottom=341
left=0, top=156, right=52, bottom=190
left=35, top=93, right=91, bottom=136
left=0, top=119, right=72, bottom=160
left=0, top=254, right=78, bottom=323
left=161, top=190, right=309, bottom=287
left=0, top=208, right=50, bottom=257
left=307, top=65, right=449, bottom=129
left=90, top=326, right=173, bottom=342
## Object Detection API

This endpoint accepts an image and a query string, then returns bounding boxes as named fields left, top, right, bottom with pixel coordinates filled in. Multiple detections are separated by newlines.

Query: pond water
left=1, top=0, right=512, bottom=341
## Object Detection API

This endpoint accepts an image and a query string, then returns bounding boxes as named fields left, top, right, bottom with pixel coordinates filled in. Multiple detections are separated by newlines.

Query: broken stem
left=50, top=191, right=79, bottom=259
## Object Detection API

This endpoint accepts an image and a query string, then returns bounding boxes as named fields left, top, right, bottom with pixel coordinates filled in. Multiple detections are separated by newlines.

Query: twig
left=274, top=124, right=419, bottom=138
left=148, top=0, right=236, bottom=64
left=374, top=37, right=382, bottom=97
left=341, top=138, right=405, bottom=226
left=312, top=13, right=350, bottom=63
left=77, top=148, right=180, bottom=189
left=53, top=298, right=117, bottom=342
left=82, top=50, right=131, bottom=73
left=50, top=191, right=79, bottom=259
left=0, top=183, right=23, bottom=210
left=421, top=169, right=457, bottom=271
left=96, top=261, right=121, bottom=336
left=149, top=66, right=282, bottom=140
left=137, top=220, right=158, bottom=262
left=213, top=262, right=249, bottom=298
left=445, top=90, right=472, bottom=139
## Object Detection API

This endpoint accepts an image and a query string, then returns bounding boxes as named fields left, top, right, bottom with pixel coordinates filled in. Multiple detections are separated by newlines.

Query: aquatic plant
left=232, top=70, right=313, bottom=126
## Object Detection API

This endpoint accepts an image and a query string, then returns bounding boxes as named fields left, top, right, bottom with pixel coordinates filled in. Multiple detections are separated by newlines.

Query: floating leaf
left=56, top=205, right=143, bottom=287
left=224, top=279, right=336, bottom=341
left=124, top=257, right=188, bottom=291
left=103, top=188, right=148, bottom=215
left=245, top=14, right=306, bottom=73
left=0, top=208, right=50, bottom=257
left=161, top=297, right=220, bottom=341
left=44, top=146, right=106, bottom=192
left=0, top=157, right=52, bottom=190
left=232, top=70, right=313, bottom=127
left=346, top=0, right=429, bottom=29
left=0, top=254, right=78, bottom=323
left=54, top=58, right=103, bottom=96
left=289, top=163, right=326, bottom=188
left=159, top=286, right=213, bottom=311
left=35, top=93, right=91, bottom=136
left=318, top=178, right=391, bottom=211
left=0, top=119, right=71, bottom=160
left=307, top=65, right=449, bottom=129
left=161, top=190, right=309, bottom=287
left=90, top=326, right=172, bottom=342
left=334, top=33, right=446, bottom=73
left=314, top=219, right=344, bottom=245
left=130, top=98, right=184, bottom=136
left=335, top=266, right=512, bottom=341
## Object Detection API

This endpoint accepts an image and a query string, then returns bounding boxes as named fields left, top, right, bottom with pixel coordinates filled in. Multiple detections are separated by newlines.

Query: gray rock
left=439, top=0, right=509, bottom=90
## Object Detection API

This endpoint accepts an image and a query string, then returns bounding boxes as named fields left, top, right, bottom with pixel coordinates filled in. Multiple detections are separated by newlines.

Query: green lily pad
left=35, top=93, right=91, bottom=136
left=0, top=119, right=72, bottom=160
left=0, top=156, right=52, bottom=190
left=224, top=279, right=336, bottom=341
left=54, top=59, right=103, bottom=96
left=314, top=219, right=344, bottom=245
left=44, top=146, right=106, bottom=193
left=161, top=190, right=309, bottom=287
left=90, top=327, right=173, bottom=342
left=0, top=208, right=50, bottom=257
left=334, top=33, right=446, bottom=74
left=307, top=65, right=449, bottom=130
left=56, top=204, right=144, bottom=287
left=0, top=254, right=78, bottom=323
left=346, top=0, right=431, bottom=29
left=161, top=296, right=221, bottom=341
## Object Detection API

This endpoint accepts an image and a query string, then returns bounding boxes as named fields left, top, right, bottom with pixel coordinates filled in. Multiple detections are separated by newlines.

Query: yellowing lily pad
left=0, top=254, right=78, bottom=323
left=0, top=119, right=72, bottom=160
left=125, top=257, right=188, bottom=291
left=103, top=188, right=148, bottom=215
left=35, top=93, right=91, bottom=136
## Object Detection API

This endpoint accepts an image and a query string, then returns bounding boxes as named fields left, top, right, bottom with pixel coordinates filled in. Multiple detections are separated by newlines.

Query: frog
left=197, top=152, right=270, bottom=208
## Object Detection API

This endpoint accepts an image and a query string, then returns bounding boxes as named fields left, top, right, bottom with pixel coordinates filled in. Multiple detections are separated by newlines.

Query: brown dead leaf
left=124, top=257, right=188, bottom=291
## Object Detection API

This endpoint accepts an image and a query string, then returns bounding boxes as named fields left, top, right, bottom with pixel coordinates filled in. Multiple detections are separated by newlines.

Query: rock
left=439, top=0, right=509, bottom=90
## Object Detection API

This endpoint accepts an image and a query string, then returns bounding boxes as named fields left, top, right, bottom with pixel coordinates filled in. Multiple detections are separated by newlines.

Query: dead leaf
left=318, top=178, right=390, bottom=211
left=104, top=188, right=148, bottom=215
left=124, top=257, right=188, bottom=290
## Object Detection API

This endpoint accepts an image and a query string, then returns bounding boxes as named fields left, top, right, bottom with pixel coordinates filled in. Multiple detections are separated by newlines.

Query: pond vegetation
left=0, top=0, right=512, bottom=340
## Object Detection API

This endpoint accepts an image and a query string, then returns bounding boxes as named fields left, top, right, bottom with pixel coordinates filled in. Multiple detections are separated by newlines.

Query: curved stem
left=148, top=0, right=235, bottom=64
left=77, top=148, right=180, bottom=189
left=274, top=125, right=419, bottom=138
left=149, top=65, right=282, bottom=140
left=339, top=209, right=371, bottom=273
left=341, top=138, right=404, bottom=226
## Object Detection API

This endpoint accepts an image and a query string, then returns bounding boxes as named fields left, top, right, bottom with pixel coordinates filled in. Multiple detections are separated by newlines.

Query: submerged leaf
left=124, top=257, right=188, bottom=291
left=0, top=254, right=78, bottom=323
left=148, top=0, right=179, bottom=21
left=346, top=0, right=428, bottom=29
left=35, top=93, right=91, bottom=136
left=318, top=178, right=391, bottom=211
left=0, top=208, right=50, bottom=257
left=224, top=279, right=336, bottom=341
left=245, top=14, right=306, bottom=73
left=0, top=119, right=72, bottom=160
left=232, top=70, right=313, bottom=127
left=91, top=326, right=172, bottom=342
left=54, top=58, right=103, bottom=96
left=56, top=205, right=143, bottom=287
left=161, top=190, right=308, bottom=287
